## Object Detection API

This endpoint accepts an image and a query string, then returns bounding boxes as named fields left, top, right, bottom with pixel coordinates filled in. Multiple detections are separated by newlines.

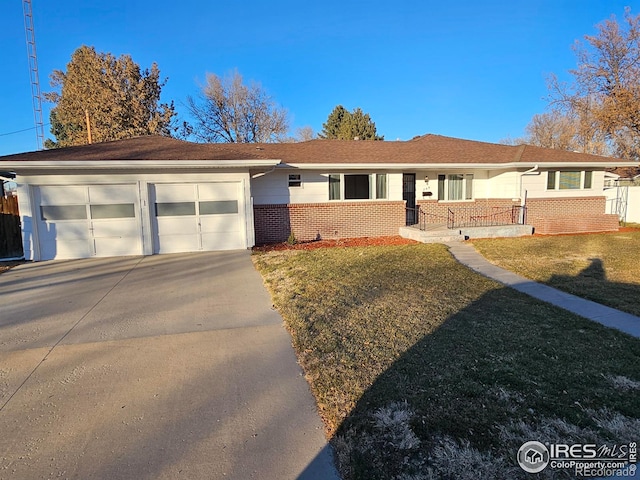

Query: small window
left=437, top=175, right=445, bottom=201
left=376, top=174, right=387, bottom=199
left=199, top=200, right=238, bottom=215
left=547, top=171, right=557, bottom=190
left=288, top=174, right=302, bottom=187
left=155, top=202, right=195, bottom=216
left=584, top=171, right=593, bottom=189
left=559, top=171, right=581, bottom=190
left=41, top=205, right=87, bottom=221
left=329, top=175, right=340, bottom=200
left=90, top=204, right=135, bottom=219
left=465, top=174, right=474, bottom=200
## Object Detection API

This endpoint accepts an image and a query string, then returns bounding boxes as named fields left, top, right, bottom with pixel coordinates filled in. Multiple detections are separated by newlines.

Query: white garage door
left=151, top=183, right=245, bottom=254
left=37, top=185, right=142, bottom=260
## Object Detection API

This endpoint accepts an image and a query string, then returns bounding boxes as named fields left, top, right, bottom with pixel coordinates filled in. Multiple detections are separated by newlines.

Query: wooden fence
left=0, top=196, right=23, bottom=258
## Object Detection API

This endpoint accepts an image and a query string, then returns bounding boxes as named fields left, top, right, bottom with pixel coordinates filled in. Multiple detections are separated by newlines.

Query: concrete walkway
left=446, top=242, right=640, bottom=339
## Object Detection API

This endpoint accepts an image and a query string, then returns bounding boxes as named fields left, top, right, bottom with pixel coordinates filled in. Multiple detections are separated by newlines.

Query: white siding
left=523, top=169, right=606, bottom=199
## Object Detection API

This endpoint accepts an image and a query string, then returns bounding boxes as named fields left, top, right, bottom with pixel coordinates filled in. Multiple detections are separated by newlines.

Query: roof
left=0, top=134, right=636, bottom=169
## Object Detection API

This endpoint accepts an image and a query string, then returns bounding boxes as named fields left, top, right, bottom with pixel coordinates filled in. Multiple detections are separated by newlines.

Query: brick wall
left=254, top=201, right=406, bottom=244
left=526, top=196, right=619, bottom=234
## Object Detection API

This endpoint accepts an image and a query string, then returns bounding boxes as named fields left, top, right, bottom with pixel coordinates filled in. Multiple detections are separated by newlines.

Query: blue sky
left=1, top=0, right=638, bottom=155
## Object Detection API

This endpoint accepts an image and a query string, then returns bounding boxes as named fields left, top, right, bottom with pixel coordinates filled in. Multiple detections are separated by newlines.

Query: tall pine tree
left=319, top=105, right=383, bottom=140
left=45, top=46, right=176, bottom=148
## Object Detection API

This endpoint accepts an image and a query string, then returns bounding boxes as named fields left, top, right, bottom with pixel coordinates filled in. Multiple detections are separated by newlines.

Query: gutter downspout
left=519, top=164, right=539, bottom=224
left=251, top=165, right=278, bottom=179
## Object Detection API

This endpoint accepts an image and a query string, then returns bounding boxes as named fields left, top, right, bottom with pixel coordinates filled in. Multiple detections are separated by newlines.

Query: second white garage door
left=151, top=183, right=245, bottom=254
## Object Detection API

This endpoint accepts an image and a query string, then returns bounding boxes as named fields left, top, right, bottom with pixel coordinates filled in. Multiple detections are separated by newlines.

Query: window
left=41, top=205, right=87, bottom=221
left=155, top=202, right=195, bottom=216
left=328, top=174, right=387, bottom=200
left=288, top=174, right=302, bottom=187
left=329, top=175, right=340, bottom=200
left=559, top=171, right=581, bottom=190
left=376, top=174, right=387, bottom=199
left=344, top=174, right=370, bottom=199
left=199, top=200, right=238, bottom=215
left=437, top=173, right=473, bottom=201
left=547, top=170, right=593, bottom=190
left=90, top=204, right=135, bottom=219
left=584, top=171, right=593, bottom=189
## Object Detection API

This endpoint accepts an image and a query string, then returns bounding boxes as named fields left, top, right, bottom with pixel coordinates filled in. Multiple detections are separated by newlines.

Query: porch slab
left=458, top=224, right=534, bottom=239
left=399, top=224, right=533, bottom=243
left=399, top=226, right=465, bottom=243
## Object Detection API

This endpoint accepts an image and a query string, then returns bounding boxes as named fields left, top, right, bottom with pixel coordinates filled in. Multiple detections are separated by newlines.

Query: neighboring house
left=0, top=134, right=635, bottom=261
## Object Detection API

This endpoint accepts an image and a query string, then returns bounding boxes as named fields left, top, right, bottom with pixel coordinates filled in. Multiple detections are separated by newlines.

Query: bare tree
left=185, top=70, right=289, bottom=143
left=295, top=126, right=316, bottom=142
left=548, top=8, right=640, bottom=158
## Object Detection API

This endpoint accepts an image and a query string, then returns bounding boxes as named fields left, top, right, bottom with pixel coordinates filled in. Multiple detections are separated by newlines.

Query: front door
left=403, top=173, right=416, bottom=225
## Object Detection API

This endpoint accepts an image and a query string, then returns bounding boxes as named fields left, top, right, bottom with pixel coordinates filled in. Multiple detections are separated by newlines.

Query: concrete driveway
left=0, top=251, right=339, bottom=480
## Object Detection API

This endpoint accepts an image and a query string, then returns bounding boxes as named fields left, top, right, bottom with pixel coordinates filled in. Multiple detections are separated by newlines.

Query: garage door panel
left=155, top=234, right=200, bottom=254
left=197, top=182, right=238, bottom=200
left=201, top=233, right=245, bottom=251
left=50, top=240, right=92, bottom=259
left=52, top=221, right=91, bottom=240
left=155, top=217, right=198, bottom=236
left=91, top=219, right=139, bottom=238
left=88, top=185, right=137, bottom=203
left=39, top=186, right=87, bottom=205
left=93, top=237, right=140, bottom=257
left=200, top=215, right=240, bottom=233
left=153, top=184, right=196, bottom=202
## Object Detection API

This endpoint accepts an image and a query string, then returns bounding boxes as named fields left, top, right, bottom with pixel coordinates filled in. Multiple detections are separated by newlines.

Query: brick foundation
left=526, top=196, right=619, bottom=234
left=253, top=202, right=406, bottom=244
left=253, top=196, right=620, bottom=244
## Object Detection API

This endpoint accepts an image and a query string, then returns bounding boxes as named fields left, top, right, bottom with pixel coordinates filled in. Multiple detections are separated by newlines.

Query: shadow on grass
left=253, top=244, right=640, bottom=479
left=324, top=263, right=640, bottom=479
left=547, top=257, right=640, bottom=317
left=333, top=286, right=639, bottom=479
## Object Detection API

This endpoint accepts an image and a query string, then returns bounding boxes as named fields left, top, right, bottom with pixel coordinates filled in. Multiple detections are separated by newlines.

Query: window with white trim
left=546, top=171, right=593, bottom=190
left=328, top=174, right=387, bottom=200
left=437, top=174, right=473, bottom=201
left=288, top=174, right=302, bottom=187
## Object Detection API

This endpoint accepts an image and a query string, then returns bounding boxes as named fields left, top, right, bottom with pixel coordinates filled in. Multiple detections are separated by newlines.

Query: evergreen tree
left=319, top=105, right=383, bottom=140
left=45, top=46, right=176, bottom=148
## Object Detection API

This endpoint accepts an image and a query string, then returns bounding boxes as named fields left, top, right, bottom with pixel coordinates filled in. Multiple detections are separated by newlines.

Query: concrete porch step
left=399, top=224, right=534, bottom=244
left=399, top=226, right=465, bottom=243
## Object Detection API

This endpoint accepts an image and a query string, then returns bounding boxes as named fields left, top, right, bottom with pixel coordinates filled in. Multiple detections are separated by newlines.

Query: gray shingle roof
left=0, top=133, right=630, bottom=165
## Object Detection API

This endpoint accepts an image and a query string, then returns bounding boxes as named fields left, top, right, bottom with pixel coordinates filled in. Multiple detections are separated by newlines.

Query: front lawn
left=472, top=230, right=640, bottom=317
left=253, top=244, right=640, bottom=480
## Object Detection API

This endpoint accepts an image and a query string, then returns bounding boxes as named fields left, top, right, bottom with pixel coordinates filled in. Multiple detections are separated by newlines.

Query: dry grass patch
left=472, top=230, right=640, bottom=316
left=253, top=244, right=640, bottom=479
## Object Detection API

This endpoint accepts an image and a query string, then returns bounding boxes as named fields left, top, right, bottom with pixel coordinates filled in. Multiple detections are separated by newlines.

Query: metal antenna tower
left=23, top=0, right=45, bottom=150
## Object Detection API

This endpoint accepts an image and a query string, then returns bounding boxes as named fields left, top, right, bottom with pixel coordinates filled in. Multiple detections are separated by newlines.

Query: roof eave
left=281, top=161, right=638, bottom=169
left=1, top=159, right=281, bottom=172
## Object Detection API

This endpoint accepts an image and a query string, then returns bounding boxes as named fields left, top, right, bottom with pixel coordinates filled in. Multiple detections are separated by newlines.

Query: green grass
left=472, top=230, right=640, bottom=317
left=253, top=244, right=640, bottom=480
